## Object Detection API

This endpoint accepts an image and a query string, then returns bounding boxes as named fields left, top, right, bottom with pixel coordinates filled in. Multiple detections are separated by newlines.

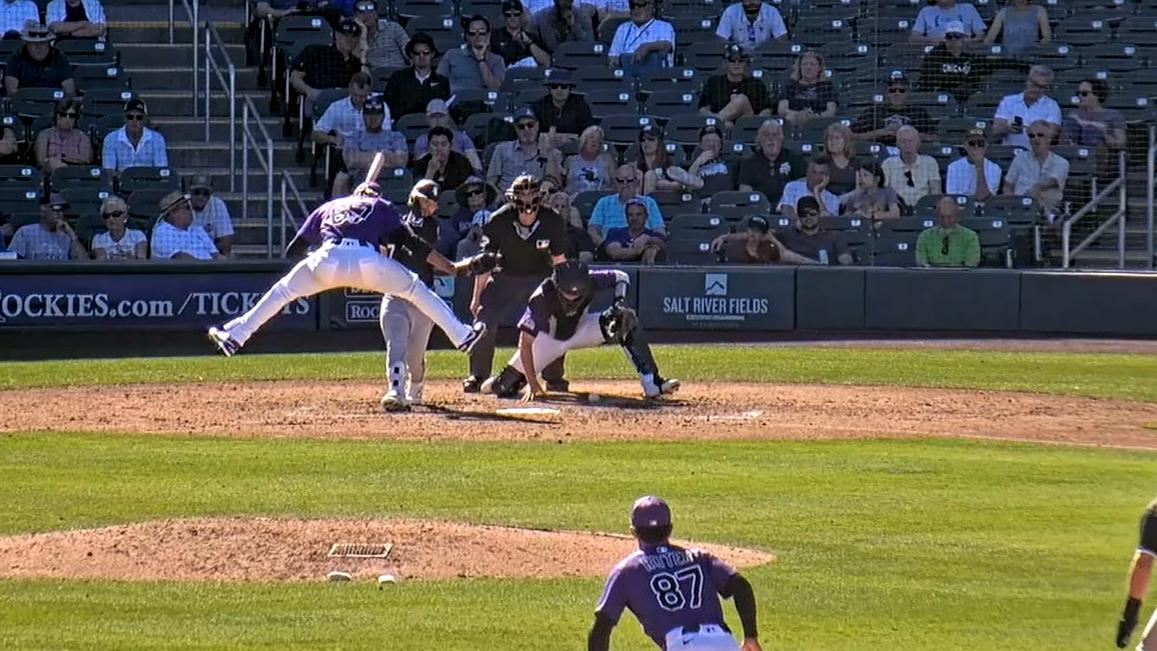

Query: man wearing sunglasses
left=993, top=64, right=1061, bottom=148
left=487, top=106, right=563, bottom=193
left=530, top=69, right=595, bottom=143
left=465, top=173, right=570, bottom=394
left=850, top=73, right=932, bottom=148
left=881, top=125, right=940, bottom=211
left=607, top=0, right=674, bottom=77
left=384, top=33, right=450, bottom=119
left=188, top=175, right=235, bottom=257
left=911, top=0, right=986, bottom=44
left=777, top=196, right=853, bottom=266
left=100, top=98, right=169, bottom=174
left=7, top=193, right=87, bottom=261
left=917, top=20, right=1014, bottom=103
left=945, top=128, right=1002, bottom=201
left=528, top=0, right=596, bottom=55
left=697, top=44, right=773, bottom=128
left=915, top=196, right=979, bottom=268
left=353, top=0, right=407, bottom=69
left=438, top=15, right=505, bottom=93
left=714, top=0, right=786, bottom=54
left=491, top=0, right=551, bottom=67
left=588, top=163, right=665, bottom=249
left=1002, top=118, right=1068, bottom=217
left=3, top=22, right=76, bottom=98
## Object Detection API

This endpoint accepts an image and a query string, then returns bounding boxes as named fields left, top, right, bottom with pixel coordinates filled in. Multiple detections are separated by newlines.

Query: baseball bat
left=364, top=151, right=386, bottom=187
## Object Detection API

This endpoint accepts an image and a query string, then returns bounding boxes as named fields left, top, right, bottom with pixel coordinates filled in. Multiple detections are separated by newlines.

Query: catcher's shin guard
left=483, top=365, right=527, bottom=397
left=618, top=328, right=659, bottom=378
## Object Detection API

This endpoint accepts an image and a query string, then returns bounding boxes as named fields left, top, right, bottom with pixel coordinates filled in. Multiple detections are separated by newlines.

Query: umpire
left=1117, top=497, right=1157, bottom=649
left=465, top=173, right=569, bottom=393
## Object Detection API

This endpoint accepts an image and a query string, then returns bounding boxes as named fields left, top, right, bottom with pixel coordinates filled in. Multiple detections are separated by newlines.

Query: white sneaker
left=380, top=391, right=411, bottom=412
left=660, top=378, right=681, bottom=395
left=207, top=326, right=240, bottom=357
left=406, top=382, right=423, bottom=406
left=457, top=322, right=487, bottom=353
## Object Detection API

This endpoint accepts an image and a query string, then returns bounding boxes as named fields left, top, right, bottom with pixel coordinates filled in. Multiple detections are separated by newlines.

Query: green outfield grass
left=0, top=433, right=1152, bottom=650
left=2, top=347, right=1155, bottom=650
left=4, top=345, right=1157, bottom=401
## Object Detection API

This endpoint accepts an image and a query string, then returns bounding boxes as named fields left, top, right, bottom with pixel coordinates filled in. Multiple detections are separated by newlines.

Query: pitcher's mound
left=0, top=517, right=775, bottom=582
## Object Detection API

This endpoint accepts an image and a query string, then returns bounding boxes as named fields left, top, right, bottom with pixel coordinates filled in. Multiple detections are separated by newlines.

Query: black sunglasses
left=102, top=210, right=125, bottom=218
left=465, top=187, right=484, bottom=196
left=888, top=87, right=907, bottom=94
left=967, top=139, right=986, bottom=147
left=1077, top=90, right=1092, bottom=97
left=945, top=33, right=964, bottom=40
left=516, top=121, right=537, bottom=130
left=468, top=29, right=489, bottom=36
left=904, top=170, right=914, bottom=187
left=191, top=188, right=212, bottom=196
left=504, top=10, right=522, bottom=16
left=941, top=235, right=950, bottom=256
left=547, top=83, right=569, bottom=89
left=57, top=111, right=79, bottom=118
left=125, top=113, right=145, bottom=121
left=616, top=176, right=638, bottom=183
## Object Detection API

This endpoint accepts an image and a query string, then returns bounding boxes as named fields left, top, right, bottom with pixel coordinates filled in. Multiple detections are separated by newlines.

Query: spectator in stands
left=384, top=33, right=451, bottom=119
left=1003, top=119, right=1068, bottom=216
left=311, top=71, right=373, bottom=150
left=1062, top=78, right=1126, bottom=152
left=823, top=123, right=857, bottom=195
left=917, top=21, right=1001, bottom=103
left=737, top=119, right=806, bottom=207
left=439, top=15, right=505, bottom=93
left=413, top=99, right=483, bottom=170
left=983, top=0, right=1050, bottom=55
left=188, top=175, right=235, bottom=257
left=528, top=0, right=596, bottom=55
left=779, top=156, right=838, bottom=219
left=915, top=195, right=980, bottom=267
left=547, top=189, right=596, bottom=263
left=4, top=23, right=76, bottom=96
left=7, top=193, right=87, bottom=260
left=486, top=106, right=563, bottom=192
left=531, top=70, right=594, bottom=144
left=492, top=0, right=551, bottom=67
left=912, top=0, right=985, bottom=43
left=439, top=175, right=498, bottom=259
left=777, top=196, right=853, bottom=265
left=882, top=125, right=940, bottom=210
left=254, top=0, right=305, bottom=21
left=290, top=17, right=366, bottom=114
left=588, top=163, right=666, bottom=247
left=711, top=215, right=778, bottom=264
left=91, top=196, right=146, bottom=260
left=686, top=125, right=734, bottom=197
left=714, top=0, right=787, bottom=54
left=47, top=0, right=106, bottom=39
left=34, top=98, right=92, bottom=173
left=0, top=0, right=38, bottom=39
left=945, top=128, right=1001, bottom=201
left=851, top=72, right=933, bottom=147
left=838, top=159, right=900, bottom=221
left=565, top=125, right=614, bottom=193
left=592, top=0, right=628, bottom=29
left=0, top=121, right=21, bottom=164
left=992, top=64, right=1061, bottom=148
left=150, top=192, right=220, bottom=260
left=635, top=125, right=691, bottom=194
left=698, top=44, right=773, bottom=128
left=412, top=125, right=473, bottom=193
left=776, top=50, right=838, bottom=128
left=607, top=0, right=674, bottom=77
left=354, top=0, right=408, bottom=69
left=600, top=197, right=667, bottom=264
left=101, top=99, right=169, bottom=173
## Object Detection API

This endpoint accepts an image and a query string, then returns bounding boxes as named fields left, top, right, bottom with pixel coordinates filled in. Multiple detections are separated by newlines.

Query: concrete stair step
left=135, top=90, right=268, bottom=118
left=149, top=116, right=281, bottom=141
left=116, top=43, right=248, bottom=68
left=175, top=166, right=314, bottom=192
left=167, top=140, right=302, bottom=168
left=107, top=23, right=246, bottom=44
left=124, top=66, right=262, bottom=91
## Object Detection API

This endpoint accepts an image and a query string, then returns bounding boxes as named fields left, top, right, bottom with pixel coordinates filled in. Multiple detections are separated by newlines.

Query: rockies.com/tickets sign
left=637, top=268, right=794, bottom=330
left=0, top=272, right=315, bottom=329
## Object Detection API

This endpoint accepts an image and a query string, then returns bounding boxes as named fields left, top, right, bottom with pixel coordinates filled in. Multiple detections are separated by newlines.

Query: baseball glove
left=463, top=251, right=501, bottom=275
left=603, top=303, right=638, bottom=343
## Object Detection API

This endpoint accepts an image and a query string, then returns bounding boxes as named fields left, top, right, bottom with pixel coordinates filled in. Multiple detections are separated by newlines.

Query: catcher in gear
left=1117, top=498, right=1157, bottom=649
left=480, top=260, right=680, bottom=402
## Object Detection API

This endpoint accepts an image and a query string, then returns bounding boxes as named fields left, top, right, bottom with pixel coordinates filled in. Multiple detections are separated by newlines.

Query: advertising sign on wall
left=637, top=267, right=793, bottom=330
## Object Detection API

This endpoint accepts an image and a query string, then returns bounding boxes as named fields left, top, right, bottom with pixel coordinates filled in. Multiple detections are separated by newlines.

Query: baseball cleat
left=207, top=326, right=239, bottom=357
left=380, top=391, right=411, bottom=412
left=457, top=322, right=487, bottom=353
left=659, top=378, right=681, bottom=395
left=462, top=376, right=483, bottom=393
left=479, top=376, right=498, bottom=394
left=406, top=383, right=423, bottom=406
left=545, top=378, right=570, bottom=393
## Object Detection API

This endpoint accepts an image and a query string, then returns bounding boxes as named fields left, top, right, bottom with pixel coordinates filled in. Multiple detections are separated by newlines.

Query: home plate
left=496, top=407, right=562, bottom=416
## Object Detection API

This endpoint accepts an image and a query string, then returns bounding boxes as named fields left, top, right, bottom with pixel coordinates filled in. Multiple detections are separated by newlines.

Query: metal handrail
left=203, top=21, right=236, bottom=191
left=241, top=96, right=275, bottom=257
left=279, top=170, right=310, bottom=257
left=1147, top=125, right=1155, bottom=269
left=168, top=0, right=200, bottom=116
left=1062, top=150, right=1127, bottom=269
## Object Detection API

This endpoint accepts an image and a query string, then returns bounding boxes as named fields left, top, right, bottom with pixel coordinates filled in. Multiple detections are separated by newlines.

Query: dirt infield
left=4, top=380, right=1157, bottom=447
left=0, top=517, right=774, bottom=582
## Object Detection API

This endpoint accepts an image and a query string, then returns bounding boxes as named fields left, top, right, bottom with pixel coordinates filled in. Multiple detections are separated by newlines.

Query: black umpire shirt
left=698, top=73, right=773, bottom=115
left=481, top=203, right=568, bottom=277
left=391, top=210, right=438, bottom=287
left=384, top=67, right=451, bottom=118
left=292, top=43, right=363, bottom=91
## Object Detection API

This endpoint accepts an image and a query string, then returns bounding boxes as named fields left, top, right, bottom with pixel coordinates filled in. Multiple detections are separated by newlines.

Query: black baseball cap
left=123, top=98, right=147, bottom=114
left=337, top=17, right=363, bottom=37
left=796, top=195, right=821, bottom=217
left=631, top=496, right=671, bottom=529
left=639, top=124, right=663, bottom=139
left=748, top=215, right=769, bottom=233
left=502, top=0, right=524, bottom=12
left=364, top=93, right=385, bottom=113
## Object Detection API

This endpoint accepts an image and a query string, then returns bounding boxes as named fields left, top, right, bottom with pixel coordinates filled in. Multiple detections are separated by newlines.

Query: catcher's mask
left=553, top=260, right=592, bottom=310
left=507, top=174, right=543, bottom=215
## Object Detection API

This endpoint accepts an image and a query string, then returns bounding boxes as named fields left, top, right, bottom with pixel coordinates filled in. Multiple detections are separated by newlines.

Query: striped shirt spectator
left=101, top=99, right=169, bottom=172
left=0, top=1, right=39, bottom=37
left=150, top=192, right=221, bottom=260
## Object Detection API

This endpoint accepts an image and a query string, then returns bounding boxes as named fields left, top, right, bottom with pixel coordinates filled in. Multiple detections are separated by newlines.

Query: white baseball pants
left=507, top=312, right=607, bottom=377
left=664, top=625, right=740, bottom=651
left=220, top=240, right=471, bottom=348
left=380, top=295, right=434, bottom=398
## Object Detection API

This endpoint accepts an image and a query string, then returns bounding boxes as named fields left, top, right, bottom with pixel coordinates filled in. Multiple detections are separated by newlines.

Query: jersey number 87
left=650, top=566, right=704, bottom=612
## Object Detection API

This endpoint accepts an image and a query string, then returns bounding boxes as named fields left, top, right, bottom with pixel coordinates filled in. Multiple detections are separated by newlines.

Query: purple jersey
left=296, top=195, right=406, bottom=246
left=517, top=269, right=627, bottom=340
left=595, top=543, right=737, bottom=648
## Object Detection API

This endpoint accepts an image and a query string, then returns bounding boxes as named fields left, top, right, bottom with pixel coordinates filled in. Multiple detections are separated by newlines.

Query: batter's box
left=328, top=542, right=393, bottom=559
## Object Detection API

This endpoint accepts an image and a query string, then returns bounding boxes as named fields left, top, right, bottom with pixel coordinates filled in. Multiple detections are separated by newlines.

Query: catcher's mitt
left=463, top=251, right=501, bottom=275
left=602, top=302, right=638, bottom=343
